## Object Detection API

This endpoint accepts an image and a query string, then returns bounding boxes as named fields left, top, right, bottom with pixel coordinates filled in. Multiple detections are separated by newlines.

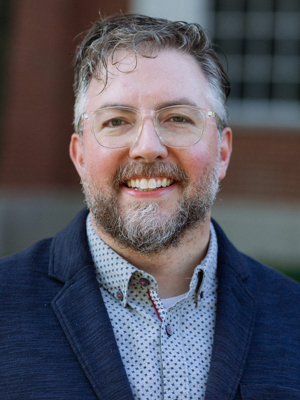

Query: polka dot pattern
left=87, top=214, right=218, bottom=400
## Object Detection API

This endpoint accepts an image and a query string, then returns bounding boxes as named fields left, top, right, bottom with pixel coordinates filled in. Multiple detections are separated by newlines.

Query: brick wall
left=0, top=0, right=128, bottom=189
left=221, top=127, right=300, bottom=203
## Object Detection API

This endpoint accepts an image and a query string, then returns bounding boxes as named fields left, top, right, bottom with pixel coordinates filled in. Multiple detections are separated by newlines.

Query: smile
left=125, top=177, right=174, bottom=191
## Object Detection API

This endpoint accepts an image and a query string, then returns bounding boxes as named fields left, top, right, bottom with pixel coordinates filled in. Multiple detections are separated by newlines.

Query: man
left=0, top=14, right=300, bottom=400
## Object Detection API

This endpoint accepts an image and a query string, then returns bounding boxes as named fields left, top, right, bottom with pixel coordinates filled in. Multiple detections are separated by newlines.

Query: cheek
left=82, top=142, right=126, bottom=184
left=178, top=144, right=217, bottom=179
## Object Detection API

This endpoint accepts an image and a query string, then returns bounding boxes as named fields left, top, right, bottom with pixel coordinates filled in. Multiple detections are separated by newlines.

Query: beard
left=82, top=160, right=220, bottom=255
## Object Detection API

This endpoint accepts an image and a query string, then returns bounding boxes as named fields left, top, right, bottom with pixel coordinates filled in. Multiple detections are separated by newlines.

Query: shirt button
left=166, top=324, right=173, bottom=336
left=116, top=289, right=123, bottom=301
left=139, top=277, right=150, bottom=287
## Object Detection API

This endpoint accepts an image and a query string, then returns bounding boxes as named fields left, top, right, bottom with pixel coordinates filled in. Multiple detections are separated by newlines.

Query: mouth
left=124, top=177, right=175, bottom=191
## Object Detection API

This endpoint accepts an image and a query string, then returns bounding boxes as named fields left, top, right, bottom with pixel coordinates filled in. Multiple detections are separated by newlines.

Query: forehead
left=85, top=49, right=213, bottom=110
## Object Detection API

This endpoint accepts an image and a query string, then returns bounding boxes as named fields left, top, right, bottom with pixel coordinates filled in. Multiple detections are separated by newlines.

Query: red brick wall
left=221, top=127, right=300, bottom=203
left=0, top=0, right=128, bottom=189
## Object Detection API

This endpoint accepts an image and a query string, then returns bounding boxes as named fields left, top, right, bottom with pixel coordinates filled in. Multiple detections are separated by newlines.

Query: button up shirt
left=86, top=214, right=218, bottom=400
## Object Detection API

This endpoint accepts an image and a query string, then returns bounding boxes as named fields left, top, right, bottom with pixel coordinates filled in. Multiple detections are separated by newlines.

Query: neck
left=91, top=213, right=211, bottom=298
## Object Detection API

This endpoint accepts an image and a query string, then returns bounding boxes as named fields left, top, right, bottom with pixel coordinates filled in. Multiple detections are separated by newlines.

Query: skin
left=70, top=49, right=232, bottom=298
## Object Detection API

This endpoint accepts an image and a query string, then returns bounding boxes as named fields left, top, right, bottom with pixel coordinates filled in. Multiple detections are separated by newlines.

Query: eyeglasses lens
left=92, top=107, right=204, bottom=148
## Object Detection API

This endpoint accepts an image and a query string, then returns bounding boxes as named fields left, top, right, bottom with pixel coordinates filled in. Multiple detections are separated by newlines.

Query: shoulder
left=213, top=218, right=300, bottom=318
left=240, top=253, right=300, bottom=326
left=0, top=239, right=56, bottom=305
left=237, top=252, right=300, bottom=327
left=213, top=218, right=300, bottom=290
left=241, top=251, right=299, bottom=292
left=0, top=238, right=52, bottom=280
left=0, top=208, right=90, bottom=286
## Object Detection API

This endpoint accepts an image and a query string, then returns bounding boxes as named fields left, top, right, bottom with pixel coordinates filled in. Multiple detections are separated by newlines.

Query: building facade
left=0, top=0, right=299, bottom=277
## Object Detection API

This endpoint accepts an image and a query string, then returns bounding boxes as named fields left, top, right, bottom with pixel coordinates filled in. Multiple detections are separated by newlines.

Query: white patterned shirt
left=86, top=214, right=218, bottom=400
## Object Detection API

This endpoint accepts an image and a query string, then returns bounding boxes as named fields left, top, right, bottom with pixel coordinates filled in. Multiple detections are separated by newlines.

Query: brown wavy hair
left=73, top=14, right=231, bottom=133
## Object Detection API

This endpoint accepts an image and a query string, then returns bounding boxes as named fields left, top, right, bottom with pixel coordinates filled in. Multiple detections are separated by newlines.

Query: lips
left=114, top=162, right=188, bottom=192
left=126, top=177, right=174, bottom=191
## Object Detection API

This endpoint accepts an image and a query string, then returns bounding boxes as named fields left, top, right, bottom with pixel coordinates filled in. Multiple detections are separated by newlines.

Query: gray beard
left=82, top=161, right=220, bottom=255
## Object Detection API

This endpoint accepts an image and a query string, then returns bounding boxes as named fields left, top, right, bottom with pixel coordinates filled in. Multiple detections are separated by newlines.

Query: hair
left=73, top=14, right=231, bottom=135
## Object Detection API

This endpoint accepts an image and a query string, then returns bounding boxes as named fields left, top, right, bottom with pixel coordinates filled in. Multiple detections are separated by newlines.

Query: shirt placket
left=148, top=290, right=190, bottom=400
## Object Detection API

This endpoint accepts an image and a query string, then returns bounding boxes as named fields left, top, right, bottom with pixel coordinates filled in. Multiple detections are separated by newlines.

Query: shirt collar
left=86, top=213, right=218, bottom=307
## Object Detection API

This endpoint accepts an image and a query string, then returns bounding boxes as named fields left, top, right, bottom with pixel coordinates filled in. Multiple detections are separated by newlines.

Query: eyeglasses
left=79, top=105, right=222, bottom=149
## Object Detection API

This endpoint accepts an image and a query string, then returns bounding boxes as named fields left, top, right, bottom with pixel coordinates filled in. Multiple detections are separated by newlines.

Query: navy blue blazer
left=1, top=208, right=300, bottom=399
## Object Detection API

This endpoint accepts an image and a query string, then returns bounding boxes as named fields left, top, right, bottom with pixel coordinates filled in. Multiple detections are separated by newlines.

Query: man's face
left=70, top=49, right=231, bottom=254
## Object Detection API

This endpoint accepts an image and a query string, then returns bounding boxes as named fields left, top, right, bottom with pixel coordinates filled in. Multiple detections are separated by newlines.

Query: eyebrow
left=96, top=98, right=198, bottom=111
left=154, top=98, right=198, bottom=110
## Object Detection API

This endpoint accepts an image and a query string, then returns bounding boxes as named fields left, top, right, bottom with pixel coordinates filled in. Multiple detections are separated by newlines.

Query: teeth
left=140, top=178, right=148, bottom=189
left=161, top=178, right=167, bottom=187
left=126, top=178, right=174, bottom=190
left=148, top=178, right=156, bottom=189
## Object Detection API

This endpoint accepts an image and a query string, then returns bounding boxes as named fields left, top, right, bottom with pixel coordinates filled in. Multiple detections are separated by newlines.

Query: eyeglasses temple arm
left=207, top=110, right=224, bottom=131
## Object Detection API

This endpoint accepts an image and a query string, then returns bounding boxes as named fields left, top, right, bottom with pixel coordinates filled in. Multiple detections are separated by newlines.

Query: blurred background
left=0, top=0, right=299, bottom=280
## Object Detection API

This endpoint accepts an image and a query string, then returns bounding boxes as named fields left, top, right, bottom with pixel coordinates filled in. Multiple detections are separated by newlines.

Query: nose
left=129, top=117, right=168, bottom=162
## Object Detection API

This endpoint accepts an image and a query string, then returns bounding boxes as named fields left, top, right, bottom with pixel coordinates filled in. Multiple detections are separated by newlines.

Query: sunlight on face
left=71, top=49, right=229, bottom=253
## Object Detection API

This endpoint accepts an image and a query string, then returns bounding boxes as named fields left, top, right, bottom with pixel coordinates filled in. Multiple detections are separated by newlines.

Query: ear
left=219, top=127, right=232, bottom=181
left=69, top=133, right=84, bottom=180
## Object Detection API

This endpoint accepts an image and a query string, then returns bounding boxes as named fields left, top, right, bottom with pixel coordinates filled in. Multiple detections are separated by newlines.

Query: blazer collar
left=49, top=208, right=134, bottom=399
left=48, top=208, right=92, bottom=282
left=205, top=220, right=257, bottom=400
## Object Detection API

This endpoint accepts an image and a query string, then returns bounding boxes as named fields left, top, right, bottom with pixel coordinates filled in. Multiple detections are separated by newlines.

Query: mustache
left=113, top=162, right=189, bottom=189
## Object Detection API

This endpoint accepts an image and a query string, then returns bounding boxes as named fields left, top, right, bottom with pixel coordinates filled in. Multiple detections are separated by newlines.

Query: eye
left=170, top=116, right=189, bottom=123
left=107, top=118, right=126, bottom=127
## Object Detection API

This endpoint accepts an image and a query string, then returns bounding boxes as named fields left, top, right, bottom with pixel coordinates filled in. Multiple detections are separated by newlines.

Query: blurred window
left=213, top=0, right=300, bottom=127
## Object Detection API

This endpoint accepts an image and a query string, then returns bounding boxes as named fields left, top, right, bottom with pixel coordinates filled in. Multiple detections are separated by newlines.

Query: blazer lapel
left=205, top=222, right=257, bottom=400
left=51, top=264, right=134, bottom=400
left=48, top=209, right=133, bottom=400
